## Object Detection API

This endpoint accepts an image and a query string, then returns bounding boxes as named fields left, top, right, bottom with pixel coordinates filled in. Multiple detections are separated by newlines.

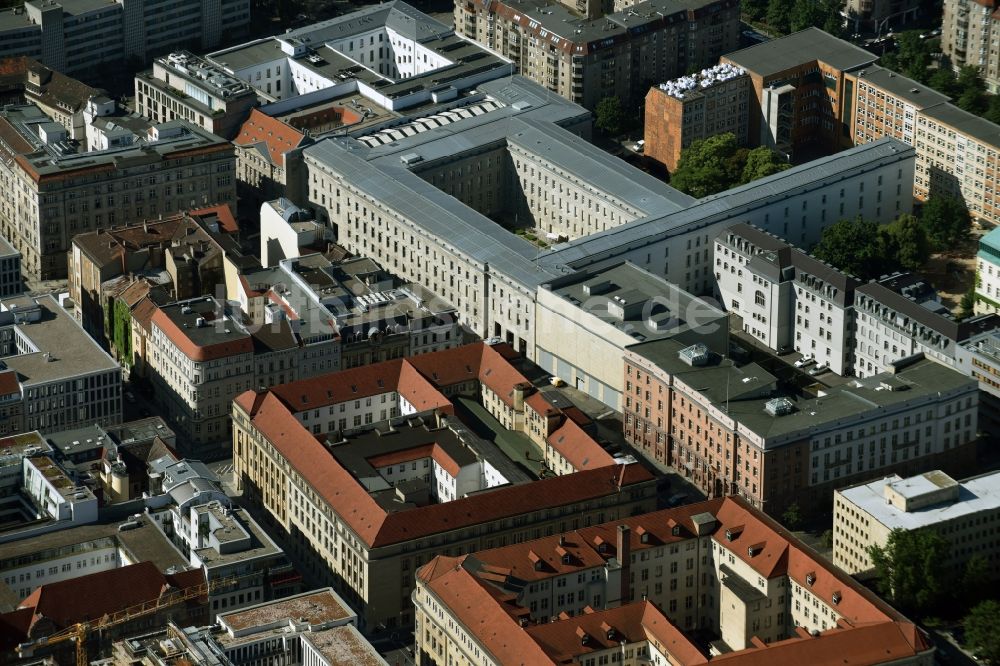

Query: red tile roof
left=239, top=389, right=654, bottom=548
left=546, top=418, right=614, bottom=471
left=0, top=370, right=20, bottom=397
left=234, top=109, right=305, bottom=168
left=525, top=391, right=557, bottom=416
left=150, top=308, right=253, bottom=362
left=527, top=602, right=706, bottom=665
left=367, top=442, right=462, bottom=477
left=190, top=204, right=239, bottom=234
left=13, top=562, right=205, bottom=635
left=131, top=297, right=159, bottom=334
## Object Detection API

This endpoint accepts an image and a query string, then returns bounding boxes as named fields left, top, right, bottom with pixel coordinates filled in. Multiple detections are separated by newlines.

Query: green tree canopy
left=740, top=146, right=791, bottom=184
left=927, top=68, right=959, bottom=98
left=765, top=0, right=791, bottom=34
left=880, top=213, right=930, bottom=271
left=672, top=135, right=788, bottom=197
left=882, top=32, right=932, bottom=83
left=811, top=217, right=889, bottom=280
left=986, top=95, right=1000, bottom=125
left=965, top=600, right=1000, bottom=664
left=867, top=528, right=952, bottom=616
left=670, top=133, right=740, bottom=198
left=922, top=194, right=972, bottom=248
left=594, top=96, right=624, bottom=136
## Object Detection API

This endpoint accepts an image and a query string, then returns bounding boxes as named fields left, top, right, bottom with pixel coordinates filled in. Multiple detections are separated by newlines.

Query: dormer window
left=806, top=572, right=816, bottom=586
left=832, top=591, right=841, bottom=605
left=671, top=525, right=680, bottom=537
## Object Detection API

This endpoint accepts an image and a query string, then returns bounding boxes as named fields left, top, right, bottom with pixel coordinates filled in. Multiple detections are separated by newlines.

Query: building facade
left=942, top=0, right=1000, bottom=93
left=0, top=105, right=235, bottom=280
left=623, top=339, right=979, bottom=517
left=232, top=343, right=657, bottom=630
left=456, top=0, right=740, bottom=110
left=0, top=0, right=251, bottom=76
left=415, top=497, right=935, bottom=665
left=135, top=52, right=258, bottom=140
left=833, top=469, right=1000, bottom=578
left=644, top=64, right=752, bottom=172
left=0, top=235, right=22, bottom=298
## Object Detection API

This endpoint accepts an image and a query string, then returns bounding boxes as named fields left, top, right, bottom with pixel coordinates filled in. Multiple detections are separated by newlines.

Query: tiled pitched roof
left=14, top=562, right=205, bottom=632
left=0, top=370, right=20, bottom=397
left=131, top=297, right=159, bottom=334
left=190, top=204, right=239, bottom=234
left=239, top=388, right=654, bottom=548
left=234, top=109, right=305, bottom=167
left=546, top=418, right=614, bottom=471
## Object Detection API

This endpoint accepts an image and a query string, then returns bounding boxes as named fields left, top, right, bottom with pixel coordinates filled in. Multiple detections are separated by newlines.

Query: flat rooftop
left=0, top=432, right=52, bottom=463
left=190, top=504, right=284, bottom=569
left=155, top=297, right=250, bottom=351
left=0, top=294, right=119, bottom=384
left=542, top=261, right=725, bottom=344
left=856, top=66, right=950, bottom=110
left=839, top=470, right=1000, bottom=530
left=629, top=337, right=976, bottom=446
left=723, top=26, right=876, bottom=76
left=45, top=424, right=109, bottom=459
left=302, top=625, right=387, bottom=666
left=218, top=588, right=354, bottom=633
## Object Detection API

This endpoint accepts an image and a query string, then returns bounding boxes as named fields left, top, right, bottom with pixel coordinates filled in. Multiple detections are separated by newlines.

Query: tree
left=960, top=288, right=977, bottom=320
left=986, top=95, right=1000, bottom=125
left=879, top=213, right=930, bottom=271
left=927, top=68, right=958, bottom=98
left=965, top=600, right=1000, bottom=665
left=812, top=217, right=889, bottom=280
left=781, top=502, right=803, bottom=530
left=595, top=96, right=624, bottom=136
left=961, top=554, right=991, bottom=605
left=670, top=133, right=741, bottom=198
left=789, top=0, right=823, bottom=32
left=766, top=0, right=792, bottom=34
left=743, top=0, right=767, bottom=20
left=867, top=528, right=952, bottom=616
left=921, top=194, right=972, bottom=248
left=740, top=146, right=790, bottom=184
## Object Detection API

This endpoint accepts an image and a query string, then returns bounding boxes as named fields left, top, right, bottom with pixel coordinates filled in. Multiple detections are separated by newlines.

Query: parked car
left=124, top=391, right=136, bottom=404
left=549, top=376, right=566, bottom=387
left=794, top=354, right=814, bottom=368
left=809, top=363, right=828, bottom=375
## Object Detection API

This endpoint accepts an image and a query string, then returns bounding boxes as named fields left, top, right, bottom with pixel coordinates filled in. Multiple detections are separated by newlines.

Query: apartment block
left=0, top=0, right=251, bottom=76
left=722, top=28, right=876, bottom=160
left=955, top=329, right=1000, bottom=434
left=534, top=262, right=728, bottom=411
left=135, top=52, right=258, bottom=140
left=415, top=497, right=934, bottom=665
left=0, top=104, right=235, bottom=280
left=976, top=225, right=1000, bottom=314
left=644, top=63, right=752, bottom=172
left=623, top=339, right=979, bottom=517
left=834, top=470, right=1000, bottom=578
left=0, top=234, right=22, bottom=298
left=232, top=342, right=655, bottom=629
left=0, top=295, right=121, bottom=435
left=714, top=224, right=859, bottom=376
left=68, top=205, right=237, bottom=346
left=149, top=297, right=254, bottom=459
left=853, top=272, right=1000, bottom=377
left=942, top=0, right=1000, bottom=93
left=456, top=0, right=740, bottom=110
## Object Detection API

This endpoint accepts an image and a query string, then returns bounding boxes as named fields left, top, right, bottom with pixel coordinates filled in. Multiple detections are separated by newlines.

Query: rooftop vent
left=764, top=397, right=794, bottom=417
left=678, top=343, right=709, bottom=366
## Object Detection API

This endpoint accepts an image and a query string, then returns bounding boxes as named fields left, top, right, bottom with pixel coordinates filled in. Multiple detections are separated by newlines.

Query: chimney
left=617, top=524, right=631, bottom=603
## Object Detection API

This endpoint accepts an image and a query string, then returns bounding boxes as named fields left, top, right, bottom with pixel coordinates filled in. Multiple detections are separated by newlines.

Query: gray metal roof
left=539, top=138, right=912, bottom=267
left=922, top=102, right=1000, bottom=147
left=724, top=27, right=875, bottom=77
left=856, top=66, right=950, bottom=110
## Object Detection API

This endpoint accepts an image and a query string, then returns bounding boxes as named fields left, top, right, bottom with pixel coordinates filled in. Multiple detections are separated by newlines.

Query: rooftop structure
left=135, top=51, right=258, bottom=140
left=724, top=27, right=876, bottom=78
left=416, top=496, right=933, bottom=665
left=0, top=99, right=235, bottom=279
left=0, top=295, right=121, bottom=435
left=656, top=63, right=748, bottom=100
left=207, top=1, right=512, bottom=110
left=834, top=470, right=1000, bottom=576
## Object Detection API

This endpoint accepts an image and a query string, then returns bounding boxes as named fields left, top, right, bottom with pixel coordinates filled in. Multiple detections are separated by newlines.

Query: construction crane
left=15, top=575, right=241, bottom=666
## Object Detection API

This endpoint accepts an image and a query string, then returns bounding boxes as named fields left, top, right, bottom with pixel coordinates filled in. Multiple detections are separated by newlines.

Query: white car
left=549, top=376, right=566, bottom=387
left=794, top=355, right=814, bottom=368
